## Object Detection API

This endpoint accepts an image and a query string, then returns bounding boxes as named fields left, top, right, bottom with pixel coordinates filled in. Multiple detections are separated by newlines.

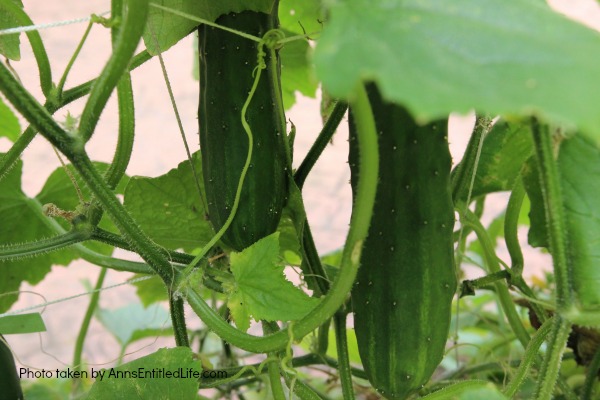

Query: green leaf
left=123, top=152, right=214, bottom=252
left=224, top=232, right=318, bottom=331
left=87, top=347, right=201, bottom=400
left=130, top=275, right=169, bottom=307
left=0, top=0, right=23, bottom=60
left=314, top=0, right=600, bottom=143
left=467, top=120, right=533, bottom=199
left=0, top=313, right=45, bottom=334
left=0, top=97, right=20, bottom=141
left=0, top=159, right=78, bottom=312
left=95, top=303, right=172, bottom=347
left=280, top=32, right=317, bottom=109
left=422, top=381, right=507, bottom=400
left=279, top=0, right=323, bottom=36
left=143, top=0, right=275, bottom=54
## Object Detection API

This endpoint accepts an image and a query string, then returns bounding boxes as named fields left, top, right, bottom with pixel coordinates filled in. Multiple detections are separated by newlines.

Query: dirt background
left=1, top=0, right=599, bottom=377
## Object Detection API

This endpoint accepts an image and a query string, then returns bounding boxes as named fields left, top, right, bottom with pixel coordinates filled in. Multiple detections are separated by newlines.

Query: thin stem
left=462, top=209, right=531, bottom=347
left=169, top=294, right=189, bottom=347
left=451, top=114, right=493, bottom=204
left=71, top=268, right=107, bottom=394
left=504, top=177, right=526, bottom=277
left=333, top=312, right=355, bottom=400
left=56, top=21, right=94, bottom=98
left=282, top=372, right=327, bottom=400
left=316, top=319, right=330, bottom=355
left=78, top=0, right=149, bottom=142
left=582, top=345, right=600, bottom=400
left=294, top=101, right=348, bottom=189
left=534, top=316, right=571, bottom=400
left=185, top=83, right=378, bottom=353
left=0, top=230, right=87, bottom=260
left=262, top=322, right=287, bottom=400
left=504, top=316, right=553, bottom=398
left=0, top=0, right=53, bottom=97
left=530, top=120, right=572, bottom=310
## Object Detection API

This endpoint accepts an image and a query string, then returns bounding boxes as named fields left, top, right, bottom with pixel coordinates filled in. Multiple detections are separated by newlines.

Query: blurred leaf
left=224, top=232, right=318, bottom=331
left=0, top=313, right=45, bottom=334
left=280, top=31, right=317, bottom=109
left=314, top=0, right=600, bottom=143
left=87, top=347, right=200, bottom=400
left=130, top=275, right=168, bottom=307
left=279, top=0, right=323, bottom=36
left=0, top=0, right=23, bottom=60
left=0, top=97, right=20, bottom=141
left=123, top=152, right=214, bottom=252
left=95, top=303, right=172, bottom=347
left=144, top=0, right=275, bottom=54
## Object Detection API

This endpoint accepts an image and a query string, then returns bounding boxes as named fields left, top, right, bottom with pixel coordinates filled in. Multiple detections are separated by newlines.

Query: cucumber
left=349, top=84, right=456, bottom=399
left=0, top=335, right=23, bottom=399
left=198, top=9, right=287, bottom=251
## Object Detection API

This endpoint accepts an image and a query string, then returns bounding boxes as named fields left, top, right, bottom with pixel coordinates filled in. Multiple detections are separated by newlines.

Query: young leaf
left=0, top=97, right=20, bottom=141
left=0, top=0, right=23, bottom=61
left=87, top=347, right=201, bottom=400
left=279, top=0, right=323, bottom=36
left=143, top=0, right=275, bottom=54
left=314, top=0, right=600, bottom=143
left=224, top=232, right=319, bottom=331
left=0, top=313, right=45, bottom=334
left=123, top=152, right=214, bottom=252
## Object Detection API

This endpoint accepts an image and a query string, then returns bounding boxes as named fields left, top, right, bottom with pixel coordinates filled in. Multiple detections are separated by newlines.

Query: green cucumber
left=349, top=84, right=456, bottom=399
left=198, top=9, right=287, bottom=251
left=0, top=335, right=23, bottom=399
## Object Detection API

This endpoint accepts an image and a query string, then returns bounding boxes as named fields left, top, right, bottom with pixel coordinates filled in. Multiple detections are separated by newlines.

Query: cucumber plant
left=1, top=0, right=600, bottom=399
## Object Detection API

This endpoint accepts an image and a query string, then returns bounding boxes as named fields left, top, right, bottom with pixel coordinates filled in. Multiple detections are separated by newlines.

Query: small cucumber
left=349, top=84, right=456, bottom=399
left=198, top=9, right=287, bottom=251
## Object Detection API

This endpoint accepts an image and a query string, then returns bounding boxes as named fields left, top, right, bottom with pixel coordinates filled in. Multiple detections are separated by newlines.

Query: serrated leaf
left=225, top=232, right=318, bottom=331
left=95, top=303, right=172, bottom=347
left=144, top=0, right=275, bottom=54
left=0, top=97, right=20, bottom=141
left=314, top=0, right=600, bottom=143
left=123, top=152, right=214, bottom=252
left=87, top=347, right=200, bottom=400
left=0, top=313, right=45, bottom=334
left=0, top=159, right=78, bottom=312
left=466, top=120, right=533, bottom=199
left=280, top=32, right=317, bottom=109
left=0, top=0, right=23, bottom=60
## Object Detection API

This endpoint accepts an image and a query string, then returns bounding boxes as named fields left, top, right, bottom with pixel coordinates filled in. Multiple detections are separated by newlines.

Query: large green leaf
left=224, top=232, right=318, bottom=331
left=123, top=152, right=214, bottom=252
left=0, top=160, right=77, bottom=312
left=279, top=0, right=323, bottom=36
left=314, top=0, right=600, bottom=143
left=280, top=32, right=318, bottom=109
left=87, top=347, right=201, bottom=400
left=143, top=0, right=275, bottom=54
left=0, top=0, right=23, bottom=60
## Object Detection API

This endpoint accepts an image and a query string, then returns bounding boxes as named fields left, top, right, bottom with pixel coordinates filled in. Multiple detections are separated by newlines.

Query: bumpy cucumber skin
left=0, top=335, right=23, bottom=399
left=349, top=85, right=456, bottom=399
left=199, top=10, right=287, bottom=251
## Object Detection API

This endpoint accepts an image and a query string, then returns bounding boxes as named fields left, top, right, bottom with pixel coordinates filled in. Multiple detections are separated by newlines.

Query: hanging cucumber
left=349, top=84, right=456, bottom=399
left=198, top=8, right=287, bottom=251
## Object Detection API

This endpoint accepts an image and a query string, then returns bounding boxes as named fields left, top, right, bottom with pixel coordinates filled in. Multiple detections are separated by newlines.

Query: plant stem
left=71, top=267, right=107, bottom=395
left=582, top=345, right=600, bottom=400
left=333, top=312, right=355, bottom=400
left=294, top=101, right=348, bottom=189
left=534, top=316, right=571, bottom=400
left=78, top=0, right=148, bottom=142
left=504, top=316, right=553, bottom=398
left=451, top=114, right=493, bottom=204
left=56, top=21, right=94, bottom=98
left=0, top=230, right=87, bottom=260
left=186, top=83, right=378, bottom=353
